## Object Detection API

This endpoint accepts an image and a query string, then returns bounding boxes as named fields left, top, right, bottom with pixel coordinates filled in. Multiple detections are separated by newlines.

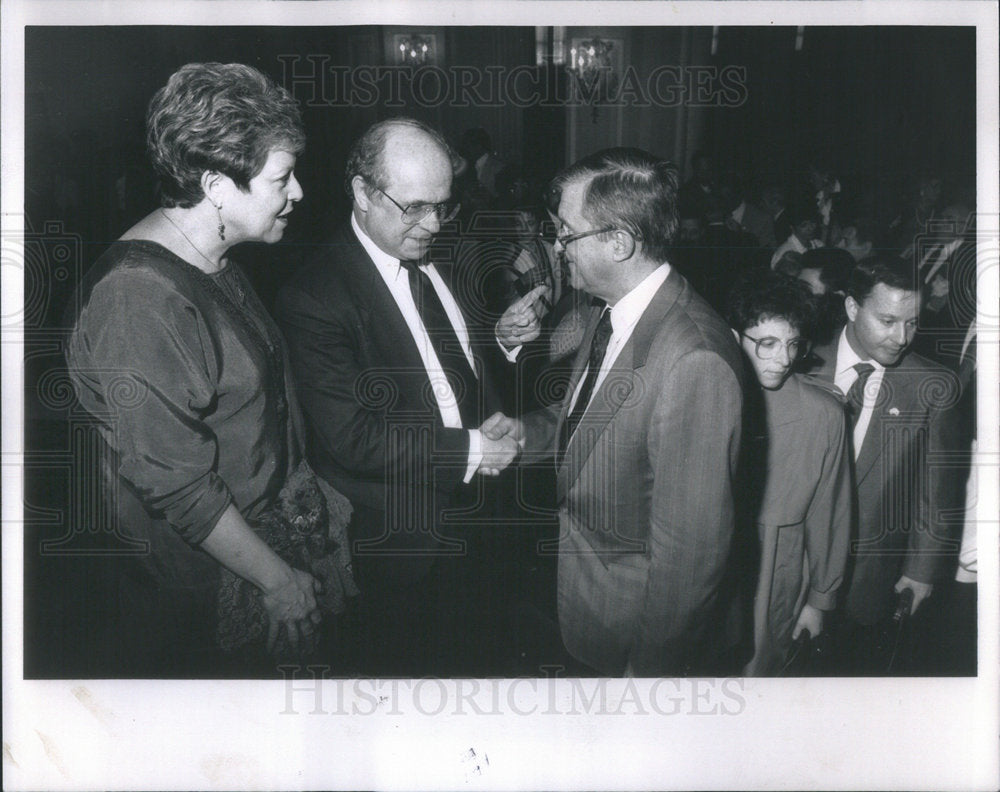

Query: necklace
left=160, top=208, right=225, bottom=273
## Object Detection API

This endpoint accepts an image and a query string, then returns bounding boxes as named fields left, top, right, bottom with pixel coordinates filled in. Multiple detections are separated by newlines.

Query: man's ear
left=611, top=230, right=636, bottom=261
left=844, top=295, right=859, bottom=323
left=351, top=176, right=373, bottom=212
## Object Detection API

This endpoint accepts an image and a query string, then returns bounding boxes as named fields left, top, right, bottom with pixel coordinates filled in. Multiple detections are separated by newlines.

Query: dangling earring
left=214, top=203, right=225, bottom=241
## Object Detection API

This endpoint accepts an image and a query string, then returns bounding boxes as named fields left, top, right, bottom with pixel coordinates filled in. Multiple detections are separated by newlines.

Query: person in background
left=771, top=193, right=823, bottom=269
left=727, top=271, right=852, bottom=675
left=795, top=246, right=856, bottom=347
left=805, top=256, right=964, bottom=674
left=459, top=126, right=506, bottom=200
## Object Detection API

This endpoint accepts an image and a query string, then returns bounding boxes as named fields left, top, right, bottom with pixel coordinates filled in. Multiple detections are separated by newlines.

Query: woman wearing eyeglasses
left=727, top=271, right=853, bottom=676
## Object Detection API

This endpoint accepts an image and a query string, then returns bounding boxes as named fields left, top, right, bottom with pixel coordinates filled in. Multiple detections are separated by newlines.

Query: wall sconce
left=569, top=37, right=616, bottom=84
left=397, top=34, right=433, bottom=65
left=569, top=36, right=619, bottom=122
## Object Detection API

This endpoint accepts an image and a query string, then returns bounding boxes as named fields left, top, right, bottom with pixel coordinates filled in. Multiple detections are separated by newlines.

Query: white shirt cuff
left=464, top=429, right=482, bottom=483
left=497, top=334, right=522, bottom=362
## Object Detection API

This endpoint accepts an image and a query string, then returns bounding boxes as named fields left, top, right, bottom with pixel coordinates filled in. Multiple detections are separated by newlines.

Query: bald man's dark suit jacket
left=806, top=335, right=963, bottom=625
left=275, top=225, right=502, bottom=588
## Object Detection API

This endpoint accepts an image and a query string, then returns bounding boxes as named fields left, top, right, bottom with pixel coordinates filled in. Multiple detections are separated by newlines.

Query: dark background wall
left=25, top=25, right=975, bottom=270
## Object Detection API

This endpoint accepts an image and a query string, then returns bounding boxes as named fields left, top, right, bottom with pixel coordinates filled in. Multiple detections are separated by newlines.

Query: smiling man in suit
left=486, top=148, right=746, bottom=676
left=276, top=118, right=542, bottom=675
left=806, top=256, right=963, bottom=673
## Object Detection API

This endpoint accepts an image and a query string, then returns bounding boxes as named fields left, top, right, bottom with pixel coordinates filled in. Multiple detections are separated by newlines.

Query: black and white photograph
left=3, top=1, right=998, bottom=789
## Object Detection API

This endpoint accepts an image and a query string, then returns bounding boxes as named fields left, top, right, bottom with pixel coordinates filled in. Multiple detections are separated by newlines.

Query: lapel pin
left=889, top=407, right=900, bottom=416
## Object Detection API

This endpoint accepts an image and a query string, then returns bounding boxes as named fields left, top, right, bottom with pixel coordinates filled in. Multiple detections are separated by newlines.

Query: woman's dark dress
left=66, top=240, right=299, bottom=674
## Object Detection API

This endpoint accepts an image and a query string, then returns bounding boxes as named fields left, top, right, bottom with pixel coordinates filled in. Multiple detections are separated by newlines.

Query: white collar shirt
left=568, top=264, right=671, bottom=415
left=352, top=214, right=481, bottom=477
left=833, top=326, right=886, bottom=459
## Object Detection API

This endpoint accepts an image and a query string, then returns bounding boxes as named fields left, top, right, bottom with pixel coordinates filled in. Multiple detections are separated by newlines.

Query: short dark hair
left=727, top=270, right=816, bottom=337
left=784, top=193, right=820, bottom=228
left=799, top=246, right=855, bottom=293
left=847, top=255, right=919, bottom=304
left=552, top=147, right=680, bottom=261
left=146, top=62, right=305, bottom=208
left=343, top=117, right=456, bottom=197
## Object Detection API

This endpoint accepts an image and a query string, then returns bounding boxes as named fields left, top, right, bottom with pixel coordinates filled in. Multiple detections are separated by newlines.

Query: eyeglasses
left=374, top=185, right=459, bottom=225
left=740, top=333, right=809, bottom=361
left=554, top=226, right=616, bottom=248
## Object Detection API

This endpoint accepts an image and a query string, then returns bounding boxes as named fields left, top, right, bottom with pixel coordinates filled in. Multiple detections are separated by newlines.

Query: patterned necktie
left=846, top=362, right=875, bottom=429
left=561, top=307, right=613, bottom=452
left=401, top=259, right=480, bottom=427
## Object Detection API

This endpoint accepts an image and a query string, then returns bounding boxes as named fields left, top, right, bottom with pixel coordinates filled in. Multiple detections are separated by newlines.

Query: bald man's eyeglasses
left=373, top=185, right=460, bottom=225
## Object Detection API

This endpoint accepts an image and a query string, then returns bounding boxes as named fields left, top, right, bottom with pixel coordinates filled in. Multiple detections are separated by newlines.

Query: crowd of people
left=63, top=62, right=977, bottom=679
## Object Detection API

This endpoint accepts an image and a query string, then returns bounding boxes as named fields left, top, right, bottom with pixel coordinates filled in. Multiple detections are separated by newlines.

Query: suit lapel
left=339, top=228, right=454, bottom=420
left=556, top=271, right=684, bottom=498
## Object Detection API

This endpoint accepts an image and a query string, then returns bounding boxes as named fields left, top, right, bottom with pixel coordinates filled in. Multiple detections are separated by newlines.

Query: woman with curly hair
left=65, top=63, right=353, bottom=675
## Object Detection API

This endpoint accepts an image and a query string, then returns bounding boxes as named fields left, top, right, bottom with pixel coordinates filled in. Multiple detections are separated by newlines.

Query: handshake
left=476, top=412, right=527, bottom=476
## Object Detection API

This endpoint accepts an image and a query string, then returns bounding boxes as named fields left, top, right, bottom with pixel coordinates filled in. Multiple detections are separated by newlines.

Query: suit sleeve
left=803, top=403, right=852, bottom=610
left=276, top=277, right=469, bottom=493
left=903, top=372, right=965, bottom=582
left=629, top=348, right=743, bottom=675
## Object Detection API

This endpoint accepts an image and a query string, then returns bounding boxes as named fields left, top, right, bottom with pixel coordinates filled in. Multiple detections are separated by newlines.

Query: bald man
left=277, top=118, right=542, bottom=674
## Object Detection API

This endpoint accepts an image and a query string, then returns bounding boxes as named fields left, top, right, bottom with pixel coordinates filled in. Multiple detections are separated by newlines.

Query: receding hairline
left=373, top=123, right=452, bottom=188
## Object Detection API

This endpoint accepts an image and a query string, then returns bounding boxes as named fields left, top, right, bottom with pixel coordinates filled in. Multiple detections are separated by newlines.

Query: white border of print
left=3, top=2, right=998, bottom=790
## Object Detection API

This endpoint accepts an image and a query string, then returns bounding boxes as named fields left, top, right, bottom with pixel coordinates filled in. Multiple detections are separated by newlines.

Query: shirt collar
left=836, top=325, right=885, bottom=376
left=608, top=264, right=671, bottom=337
left=352, top=212, right=408, bottom=279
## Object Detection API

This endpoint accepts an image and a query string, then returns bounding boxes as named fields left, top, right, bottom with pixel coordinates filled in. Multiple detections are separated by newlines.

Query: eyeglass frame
left=739, top=332, right=809, bottom=361
left=372, top=184, right=460, bottom=225
left=554, top=225, right=618, bottom=248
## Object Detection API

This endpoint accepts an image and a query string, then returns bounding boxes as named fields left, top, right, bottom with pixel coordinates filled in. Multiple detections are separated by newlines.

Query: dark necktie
left=846, top=362, right=875, bottom=429
left=561, top=307, right=613, bottom=452
left=401, top=259, right=480, bottom=427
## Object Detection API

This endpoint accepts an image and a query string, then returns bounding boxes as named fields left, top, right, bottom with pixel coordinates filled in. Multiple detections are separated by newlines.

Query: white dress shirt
left=352, top=215, right=481, bottom=479
left=832, top=326, right=885, bottom=459
left=567, top=264, right=671, bottom=416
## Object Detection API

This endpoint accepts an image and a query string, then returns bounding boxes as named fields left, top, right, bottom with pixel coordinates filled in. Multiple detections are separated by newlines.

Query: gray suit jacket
left=524, top=268, right=745, bottom=675
left=807, top=335, right=964, bottom=624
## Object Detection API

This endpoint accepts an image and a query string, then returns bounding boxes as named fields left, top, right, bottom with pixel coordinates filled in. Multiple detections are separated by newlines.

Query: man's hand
left=792, top=603, right=824, bottom=640
left=895, top=576, right=933, bottom=615
left=480, top=411, right=525, bottom=445
left=478, top=434, right=520, bottom=476
left=496, top=284, right=551, bottom=350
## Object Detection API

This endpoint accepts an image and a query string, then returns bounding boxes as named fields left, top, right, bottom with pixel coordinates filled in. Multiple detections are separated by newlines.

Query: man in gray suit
left=806, top=256, right=963, bottom=673
left=486, top=148, right=746, bottom=676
